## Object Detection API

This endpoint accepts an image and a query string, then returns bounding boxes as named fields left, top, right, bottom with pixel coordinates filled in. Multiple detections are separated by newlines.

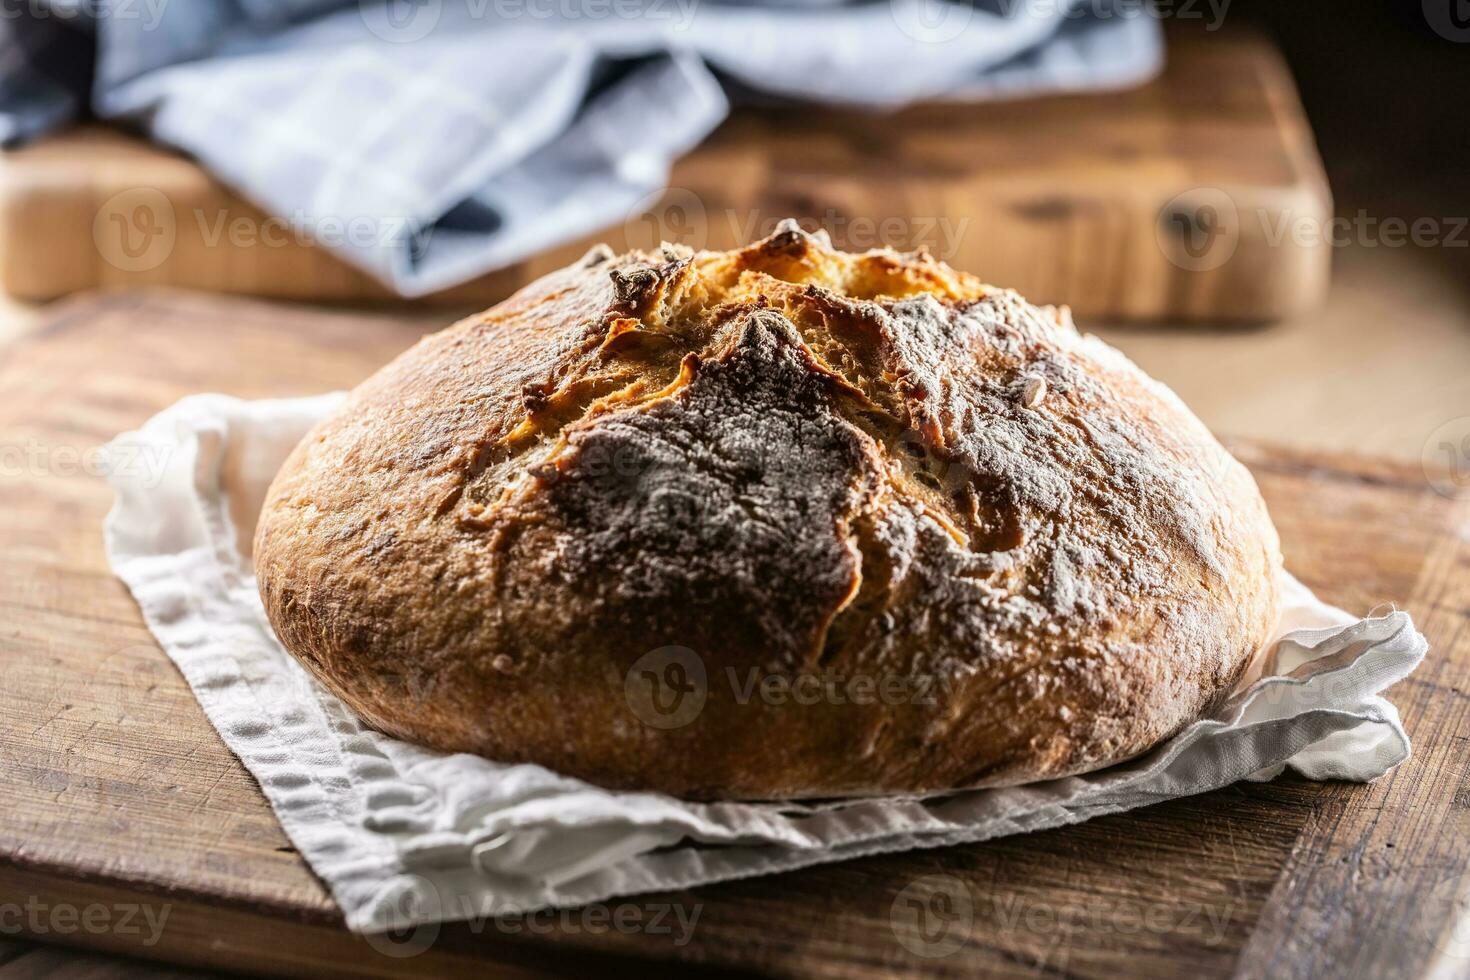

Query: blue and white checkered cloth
left=2, top=0, right=1162, bottom=295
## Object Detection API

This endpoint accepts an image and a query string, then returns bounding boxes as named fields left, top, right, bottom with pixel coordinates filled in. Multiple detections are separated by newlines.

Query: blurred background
left=2, top=3, right=1469, bottom=975
left=1, top=0, right=1467, bottom=465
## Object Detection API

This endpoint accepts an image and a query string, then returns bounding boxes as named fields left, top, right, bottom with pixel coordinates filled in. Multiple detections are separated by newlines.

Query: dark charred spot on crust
left=578, top=243, right=616, bottom=268
left=342, top=623, right=373, bottom=656
left=524, top=307, right=881, bottom=669
left=764, top=226, right=809, bottom=254
left=659, top=253, right=691, bottom=277
left=520, top=381, right=550, bottom=415
left=434, top=482, right=465, bottom=517
left=608, top=264, right=661, bottom=310
left=753, top=218, right=835, bottom=262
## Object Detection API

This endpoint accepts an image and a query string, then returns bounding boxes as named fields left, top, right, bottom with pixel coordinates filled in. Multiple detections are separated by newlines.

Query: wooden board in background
left=0, top=29, right=1331, bottom=322
left=0, top=290, right=1465, bottom=978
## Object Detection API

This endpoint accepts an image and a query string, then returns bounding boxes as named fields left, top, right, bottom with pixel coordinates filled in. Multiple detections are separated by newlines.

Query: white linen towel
left=103, top=393, right=1427, bottom=933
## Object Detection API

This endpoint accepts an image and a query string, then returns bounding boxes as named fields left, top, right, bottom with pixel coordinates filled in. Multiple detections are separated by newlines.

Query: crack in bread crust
left=254, top=220, right=1282, bottom=800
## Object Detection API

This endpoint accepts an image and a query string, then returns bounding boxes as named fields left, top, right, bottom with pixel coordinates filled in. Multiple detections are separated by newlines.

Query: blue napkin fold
left=2, top=0, right=1162, bottom=295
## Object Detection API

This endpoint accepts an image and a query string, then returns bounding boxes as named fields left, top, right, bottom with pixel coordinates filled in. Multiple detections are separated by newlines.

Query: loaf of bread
left=255, top=220, right=1281, bottom=800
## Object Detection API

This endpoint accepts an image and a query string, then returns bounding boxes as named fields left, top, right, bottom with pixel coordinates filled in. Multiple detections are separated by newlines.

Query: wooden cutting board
left=0, top=29, right=1330, bottom=322
left=2, top=291, right=1465, bottom=979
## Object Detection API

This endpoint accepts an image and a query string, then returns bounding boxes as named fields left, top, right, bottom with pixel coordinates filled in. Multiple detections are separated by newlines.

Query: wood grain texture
left=0, top=28, right=1330, bottom=322
left=0, top=939, right=217, bottom=979
left=0, top=291, right=1464, bottom=979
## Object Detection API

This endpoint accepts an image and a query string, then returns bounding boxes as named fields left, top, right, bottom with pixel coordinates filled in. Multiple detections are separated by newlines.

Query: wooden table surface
left=0, top=291, right=1466, bottom=978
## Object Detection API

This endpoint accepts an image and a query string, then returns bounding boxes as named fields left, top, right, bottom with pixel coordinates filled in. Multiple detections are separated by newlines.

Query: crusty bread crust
left=254, top=221, right=1281, bottom=800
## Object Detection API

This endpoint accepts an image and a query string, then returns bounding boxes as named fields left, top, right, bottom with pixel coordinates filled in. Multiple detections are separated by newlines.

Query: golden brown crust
left=254, top=221, right=1282, bottom=800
